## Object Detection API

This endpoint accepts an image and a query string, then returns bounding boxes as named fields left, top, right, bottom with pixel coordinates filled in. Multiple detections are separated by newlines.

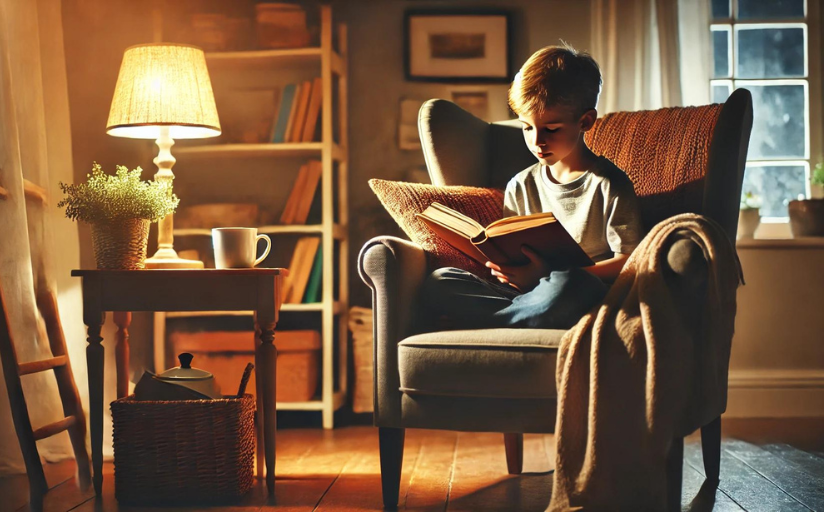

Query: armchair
left=358, top=89, right=753, bottom=509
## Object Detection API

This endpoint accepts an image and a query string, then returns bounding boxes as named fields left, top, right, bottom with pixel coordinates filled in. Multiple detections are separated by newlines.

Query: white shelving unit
left=153, top=5, right=348, bottom=428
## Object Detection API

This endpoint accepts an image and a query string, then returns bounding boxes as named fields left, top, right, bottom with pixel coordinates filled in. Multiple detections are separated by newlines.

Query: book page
left=423, top=202, right=485, bottom=238
left=486, top=212, right=556, bottom=236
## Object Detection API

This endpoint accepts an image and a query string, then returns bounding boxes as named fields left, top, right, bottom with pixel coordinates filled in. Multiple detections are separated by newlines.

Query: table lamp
left=106, top=43, right=221, bottom=269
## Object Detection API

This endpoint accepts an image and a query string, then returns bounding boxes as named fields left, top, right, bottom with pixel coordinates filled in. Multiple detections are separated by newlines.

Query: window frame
left=710, top=0, right=823, bottom=225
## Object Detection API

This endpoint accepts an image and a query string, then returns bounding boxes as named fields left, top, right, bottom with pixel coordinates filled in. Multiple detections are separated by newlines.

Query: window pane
left=743, top=83, right=807, bottom=159
left=712, top=28, right=731, bottom=78
left=712, top=83, right=732, bottom=103
left=737, top=27, right=805, bottom=78
left=742, top=165, right=807, bottom=218
left=738, top=0, right=805, bottom=19
left=712, top=0, right=730, bottom=18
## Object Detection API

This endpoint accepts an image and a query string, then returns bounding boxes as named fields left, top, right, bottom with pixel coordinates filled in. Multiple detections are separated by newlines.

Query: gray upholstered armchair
left=358, top=89, right=753, bottom=509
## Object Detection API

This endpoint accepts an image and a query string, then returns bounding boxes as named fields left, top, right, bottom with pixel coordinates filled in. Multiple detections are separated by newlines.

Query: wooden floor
left=2, top=426, right=823, bottom=512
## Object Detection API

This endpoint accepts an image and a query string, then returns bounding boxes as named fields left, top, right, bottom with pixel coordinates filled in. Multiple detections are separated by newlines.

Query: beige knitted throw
left=550, top=213, right=742, bottom=511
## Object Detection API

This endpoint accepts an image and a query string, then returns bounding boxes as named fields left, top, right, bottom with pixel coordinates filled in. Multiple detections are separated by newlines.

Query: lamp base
left=144, top=247, right=204, bottom=269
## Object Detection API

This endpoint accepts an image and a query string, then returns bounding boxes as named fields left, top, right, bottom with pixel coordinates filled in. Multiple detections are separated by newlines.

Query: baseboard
left=725, top=369, right=824, bottom=418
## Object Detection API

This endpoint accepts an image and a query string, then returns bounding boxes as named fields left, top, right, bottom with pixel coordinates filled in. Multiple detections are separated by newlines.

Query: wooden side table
left=71, top=268, right=285, bottom=495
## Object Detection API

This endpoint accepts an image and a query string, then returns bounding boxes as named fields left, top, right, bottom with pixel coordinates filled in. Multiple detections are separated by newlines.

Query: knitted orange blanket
left=550, top=214, right=742, bottom=511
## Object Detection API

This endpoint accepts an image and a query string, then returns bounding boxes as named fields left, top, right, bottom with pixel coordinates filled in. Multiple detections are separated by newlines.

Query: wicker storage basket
left=91, top=218, right=150, bottom=269
left=111, top=394, right=255, bottom=505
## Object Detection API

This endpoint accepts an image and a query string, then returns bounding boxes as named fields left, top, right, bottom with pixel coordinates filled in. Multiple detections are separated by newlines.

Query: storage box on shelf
left=154, top=4, right=348, bottom=428
left=170, top=330, right=321, bottom=403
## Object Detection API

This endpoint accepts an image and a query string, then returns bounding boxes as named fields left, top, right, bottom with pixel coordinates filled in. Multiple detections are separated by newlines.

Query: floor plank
left=680, top=444, right=744, bottom=511
left=402, top=430, right=456, bottom=511
left=6, top=427, right=823, bottom=511
left=446, top=432, right=551, bottom=512
left=761, top=443, right=824, bottom=481
left=724, top=439, right=824, bottom=511
left=684, top=440, right=810, bottom=512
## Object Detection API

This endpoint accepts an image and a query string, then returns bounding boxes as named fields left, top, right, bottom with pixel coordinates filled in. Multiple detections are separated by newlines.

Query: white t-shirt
left=503, top=156, right=644, bottom=262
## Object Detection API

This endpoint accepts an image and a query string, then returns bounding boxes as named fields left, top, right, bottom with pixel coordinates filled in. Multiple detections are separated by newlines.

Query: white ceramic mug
left=212, top=227, right=272, bottom=268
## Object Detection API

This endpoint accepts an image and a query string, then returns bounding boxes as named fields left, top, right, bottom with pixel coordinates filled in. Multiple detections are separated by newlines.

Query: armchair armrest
left=664, top=233, right=710, bottom=331
left=358, top=236, right=427, bottom=427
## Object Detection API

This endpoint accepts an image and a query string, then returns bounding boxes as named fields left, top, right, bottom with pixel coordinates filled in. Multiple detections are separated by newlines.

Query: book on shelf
left=289, top=79, right=313, bottom=143
left=267, top=87, right=282, bottom=142
left=279, top=160, right=322, bottom=225
left=302, top=245, right=322, bottom=303
left=291, top=160, right=322, bottom=224
left=283, top=82, right=302, bottom=143
left=271, top=83, right=297, bottom=143
left=284, top=236, right=321, bottom=303
left=416, top=202, right=594, bottom=268
left=301, top=77, right=323, bottom=142
left=280, top=162, right=308, bottom=224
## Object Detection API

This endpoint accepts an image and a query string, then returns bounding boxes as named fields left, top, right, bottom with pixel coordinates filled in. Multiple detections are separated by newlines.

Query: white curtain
left=0, top=0, right=85, bottom=475
left=591, top=0, right=711, bottom=114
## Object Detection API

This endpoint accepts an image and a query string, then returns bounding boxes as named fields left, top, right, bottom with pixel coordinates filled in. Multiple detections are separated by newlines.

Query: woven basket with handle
left=111, top=394, right=256, bottom=504
left=90, top=218, right=150, bottom=269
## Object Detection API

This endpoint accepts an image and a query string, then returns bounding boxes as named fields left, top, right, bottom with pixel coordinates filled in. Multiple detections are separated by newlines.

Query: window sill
left=736, top=237, right=824, bottom=249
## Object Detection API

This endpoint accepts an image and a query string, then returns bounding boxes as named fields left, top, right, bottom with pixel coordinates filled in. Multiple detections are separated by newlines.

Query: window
left=711, top=0, right=818, bottom=221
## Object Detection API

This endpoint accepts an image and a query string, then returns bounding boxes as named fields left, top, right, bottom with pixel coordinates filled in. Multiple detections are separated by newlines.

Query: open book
left=416, top=202, right=595, bottom=268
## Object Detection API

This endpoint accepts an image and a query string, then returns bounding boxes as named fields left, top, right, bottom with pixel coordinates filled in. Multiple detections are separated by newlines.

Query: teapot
left=153, top=352, right=222, bottom=399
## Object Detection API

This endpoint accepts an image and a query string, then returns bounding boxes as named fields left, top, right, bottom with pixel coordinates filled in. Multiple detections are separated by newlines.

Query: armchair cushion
left=398, top=328, right=565, bottom=400
left=368, top=179, right=504, bottom=276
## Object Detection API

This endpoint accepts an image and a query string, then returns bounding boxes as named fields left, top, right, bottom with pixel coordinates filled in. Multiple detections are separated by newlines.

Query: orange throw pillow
left=368, top=179, right=504, bottom=276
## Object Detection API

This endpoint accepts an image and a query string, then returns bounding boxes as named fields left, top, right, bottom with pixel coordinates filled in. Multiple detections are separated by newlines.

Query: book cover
left=289, top=79, right=313, bottom=143
left=283, top=82, right=303, bottom=143
left=417, top=202, right=594, bottom=268
left=279, top=163, right=309, bottom=224
left=292, top=160, right=322, bottom=224
left=286, top=237, right=321, bottom=303
left=301, top=77, right=323, bottom=142
left=271, top=83, right=297, bottom=143
left=302, top=245, right=323, bottom=303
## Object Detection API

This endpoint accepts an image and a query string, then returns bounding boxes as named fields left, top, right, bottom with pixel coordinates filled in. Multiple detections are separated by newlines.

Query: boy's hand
left=485, top=245, right=552, bottom=293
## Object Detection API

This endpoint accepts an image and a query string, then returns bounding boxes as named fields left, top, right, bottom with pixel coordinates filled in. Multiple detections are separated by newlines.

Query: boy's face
left=518, top=105, right=596, bottom=167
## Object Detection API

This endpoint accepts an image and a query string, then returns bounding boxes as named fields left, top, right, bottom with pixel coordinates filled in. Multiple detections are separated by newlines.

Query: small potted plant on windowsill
left=788, top=162, right=824, bottom=237
left=58, top=162, right=179, bottom=269
left=737, top=191, right=761, bottom=239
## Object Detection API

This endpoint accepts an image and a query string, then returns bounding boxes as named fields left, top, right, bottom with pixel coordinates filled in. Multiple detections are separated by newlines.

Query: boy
left=422, top=44, right=643, bottom=330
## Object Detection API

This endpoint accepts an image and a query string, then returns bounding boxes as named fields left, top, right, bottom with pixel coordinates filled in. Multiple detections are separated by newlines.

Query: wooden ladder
left=0, top=284, right=91, bottom=509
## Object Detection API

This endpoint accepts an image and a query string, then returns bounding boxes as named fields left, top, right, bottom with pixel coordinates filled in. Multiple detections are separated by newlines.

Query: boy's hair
left=508, top=43, right=602, bottom=117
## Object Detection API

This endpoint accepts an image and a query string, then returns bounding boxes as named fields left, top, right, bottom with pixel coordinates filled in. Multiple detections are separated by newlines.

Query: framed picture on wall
left=404, top=11, right=511, bottom=83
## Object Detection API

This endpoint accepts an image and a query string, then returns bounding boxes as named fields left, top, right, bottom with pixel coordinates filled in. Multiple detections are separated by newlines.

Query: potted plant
left=58, top=162, right=179, bottom=269
left=788, top=162, right=824, bottom=237
left=737, top=191, right=761, bottom=239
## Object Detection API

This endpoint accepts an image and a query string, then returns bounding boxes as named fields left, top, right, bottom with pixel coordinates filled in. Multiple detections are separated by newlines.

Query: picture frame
left=404, top=11, right=511, bottom=83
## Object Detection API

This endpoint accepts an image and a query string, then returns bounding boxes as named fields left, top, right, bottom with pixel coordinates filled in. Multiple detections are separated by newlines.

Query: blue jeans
left=421, top=267, right=608, bottom=330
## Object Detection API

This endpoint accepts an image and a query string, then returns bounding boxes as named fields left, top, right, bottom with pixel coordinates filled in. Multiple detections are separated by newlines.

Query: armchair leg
left=665, top=437, right=684, bottom=512
left=379, top=427, right=405, bottom=509
left=503, top=433, right=523, bottom=475
left=701, top=416, right=722, bottom=484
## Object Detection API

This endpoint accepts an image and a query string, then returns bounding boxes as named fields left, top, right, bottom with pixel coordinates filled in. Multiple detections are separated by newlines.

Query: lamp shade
left=106, top=43, right=221, bottom=139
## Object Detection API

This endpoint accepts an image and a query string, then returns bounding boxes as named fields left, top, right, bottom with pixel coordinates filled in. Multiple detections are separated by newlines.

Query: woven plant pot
left=91, top=218, right=150, bottom=269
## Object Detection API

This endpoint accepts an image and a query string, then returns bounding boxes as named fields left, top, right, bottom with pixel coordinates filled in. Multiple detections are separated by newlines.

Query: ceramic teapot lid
left=156, top=353, right=213, bottom=382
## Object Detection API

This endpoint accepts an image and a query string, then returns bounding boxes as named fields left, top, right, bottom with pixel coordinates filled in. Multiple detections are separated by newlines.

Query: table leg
left=84, top=309, right=105, bottom=495
left=113, top=312, right=131, bottom=399
left=256, top=318, right=277, bottom=494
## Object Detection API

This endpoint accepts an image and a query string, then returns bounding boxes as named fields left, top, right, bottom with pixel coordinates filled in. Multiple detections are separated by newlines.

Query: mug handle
left=254, top=234, right=272, bottom=267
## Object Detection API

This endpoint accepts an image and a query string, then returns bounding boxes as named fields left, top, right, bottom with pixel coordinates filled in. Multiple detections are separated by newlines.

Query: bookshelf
left=153, top=4, right=348, bottom=429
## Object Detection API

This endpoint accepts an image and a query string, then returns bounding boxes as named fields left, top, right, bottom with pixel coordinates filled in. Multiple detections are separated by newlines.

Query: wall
left=727, top=243, right=824, bottom=418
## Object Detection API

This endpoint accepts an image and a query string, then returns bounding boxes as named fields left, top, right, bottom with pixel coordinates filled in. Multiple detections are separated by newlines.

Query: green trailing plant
left=812, top=161, right=824, bottom=188
left=740, top=191, right=761, bottom=211
left=58, top=162, right=179, bottom=224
